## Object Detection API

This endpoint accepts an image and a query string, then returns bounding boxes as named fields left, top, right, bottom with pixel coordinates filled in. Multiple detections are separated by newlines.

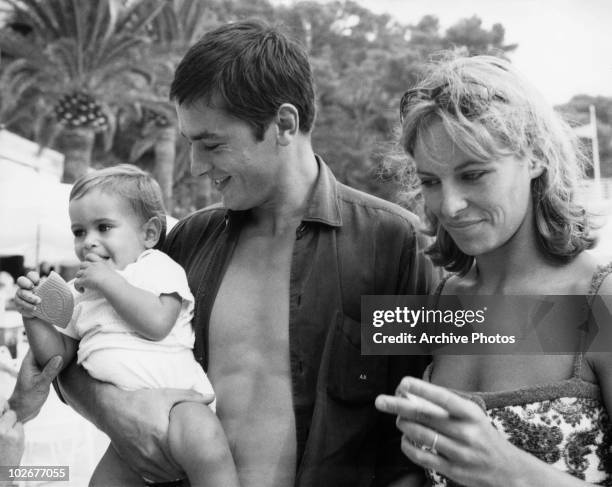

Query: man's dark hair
left=170, top=19, right=316, bottom=140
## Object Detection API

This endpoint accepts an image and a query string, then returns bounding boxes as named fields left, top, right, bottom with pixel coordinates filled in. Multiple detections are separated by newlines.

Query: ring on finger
left=430, top=432, right=439, bottom=454
left=420, top=432, right=439, bottom=454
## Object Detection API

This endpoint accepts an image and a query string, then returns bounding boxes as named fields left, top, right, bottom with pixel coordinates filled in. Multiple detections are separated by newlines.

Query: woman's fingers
left=396, top=419, right=448, bottom=455
left=376, top=392, right=450, bottom=425
left=400, top=434, right=449, bottom=473
left=396, top=376, right=483, bottom=420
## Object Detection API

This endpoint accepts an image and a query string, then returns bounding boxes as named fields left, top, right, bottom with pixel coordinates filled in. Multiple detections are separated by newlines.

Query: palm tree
left=124, top=0, right=221, bottom=210
left=0, top=0, right=166, bottom=182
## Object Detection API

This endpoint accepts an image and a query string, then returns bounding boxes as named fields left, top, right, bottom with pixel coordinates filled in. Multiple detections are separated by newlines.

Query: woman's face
left=413, top=120, right=542, bottom=257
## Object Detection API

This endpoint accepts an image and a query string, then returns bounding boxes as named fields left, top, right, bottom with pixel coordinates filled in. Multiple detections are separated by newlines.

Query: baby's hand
left=15, top=271, right=42, bottom=318
left=75, top=254, right=118, bottom=293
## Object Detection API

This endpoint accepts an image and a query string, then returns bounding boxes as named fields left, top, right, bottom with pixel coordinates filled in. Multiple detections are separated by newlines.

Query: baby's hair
left=70, top=164, right=167, bottom=248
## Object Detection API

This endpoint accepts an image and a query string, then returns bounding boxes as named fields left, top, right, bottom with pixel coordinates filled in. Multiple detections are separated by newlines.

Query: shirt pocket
left=326, top=313, right=387, bottom=404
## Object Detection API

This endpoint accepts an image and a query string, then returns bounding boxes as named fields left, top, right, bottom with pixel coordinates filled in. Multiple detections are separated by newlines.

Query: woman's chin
left=454, top=240, right=492, bottom=257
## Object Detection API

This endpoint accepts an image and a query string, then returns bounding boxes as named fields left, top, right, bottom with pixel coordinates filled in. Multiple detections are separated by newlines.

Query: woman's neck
left=469, top=215, right=554, bottom=294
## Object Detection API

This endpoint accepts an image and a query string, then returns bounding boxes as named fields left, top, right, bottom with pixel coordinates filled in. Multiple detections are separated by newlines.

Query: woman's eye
left=420, top=179, right=439, bottom=188
left=203, top=144, right=220, bottom=151
left=463, top=171, right=487, bottom=181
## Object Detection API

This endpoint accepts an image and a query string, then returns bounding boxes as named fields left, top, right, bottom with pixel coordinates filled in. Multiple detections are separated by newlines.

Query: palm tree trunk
left=153, top=126, right=176, bottom=211
left=56, top=128, right=95, bottom=183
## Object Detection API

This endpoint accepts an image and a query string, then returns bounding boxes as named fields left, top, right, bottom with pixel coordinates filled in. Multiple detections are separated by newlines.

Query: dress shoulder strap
left=588, top=261, right=612, bottom=299
left=573, top=261, right=612, bottom=378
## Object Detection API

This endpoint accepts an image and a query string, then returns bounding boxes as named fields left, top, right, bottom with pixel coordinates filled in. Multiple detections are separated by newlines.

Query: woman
left=376, top=54, right=612, bottom=486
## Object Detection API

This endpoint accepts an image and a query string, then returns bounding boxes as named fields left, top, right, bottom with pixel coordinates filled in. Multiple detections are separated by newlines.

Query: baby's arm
left=15, top=272, right=78, bottom=368
left=76, top=253, right=180, bottom=341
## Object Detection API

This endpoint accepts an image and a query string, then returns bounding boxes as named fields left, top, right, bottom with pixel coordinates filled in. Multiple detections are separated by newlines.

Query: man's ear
left=142, top=216, right=163, bottom=249
left=276, top=103, right=299, bottom=146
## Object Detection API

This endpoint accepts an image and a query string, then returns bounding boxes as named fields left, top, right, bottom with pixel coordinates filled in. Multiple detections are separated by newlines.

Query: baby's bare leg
left=169, top=401, right=240, bottom=487
left=89, top=445, right=142, bottom=487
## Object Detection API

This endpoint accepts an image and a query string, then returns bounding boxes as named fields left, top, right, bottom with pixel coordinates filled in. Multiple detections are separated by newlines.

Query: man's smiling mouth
left=212, top=176, right=230, bottom=189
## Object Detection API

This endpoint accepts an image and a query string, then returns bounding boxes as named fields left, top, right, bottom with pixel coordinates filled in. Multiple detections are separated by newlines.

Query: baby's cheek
left=74, top=246, right=84, bottom=261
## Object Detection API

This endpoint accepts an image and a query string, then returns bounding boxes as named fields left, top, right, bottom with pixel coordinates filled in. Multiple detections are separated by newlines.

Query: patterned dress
left=426, top=263, right=612, bottom=486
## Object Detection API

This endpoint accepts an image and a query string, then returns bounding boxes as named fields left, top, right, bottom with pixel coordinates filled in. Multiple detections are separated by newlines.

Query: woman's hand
left=375, top=376, right=528, bottom=487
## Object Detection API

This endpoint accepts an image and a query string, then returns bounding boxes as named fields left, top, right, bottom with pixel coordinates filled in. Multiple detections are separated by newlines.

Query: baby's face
left=69, top=189, right=148, bottom=270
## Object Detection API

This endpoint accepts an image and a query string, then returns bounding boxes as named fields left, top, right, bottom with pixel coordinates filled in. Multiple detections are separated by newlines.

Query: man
left=14, top=20, right=433, bottom=486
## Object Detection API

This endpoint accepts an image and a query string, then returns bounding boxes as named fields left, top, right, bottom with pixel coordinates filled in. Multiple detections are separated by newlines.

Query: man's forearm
left=57, top=360, right=112, bottom=430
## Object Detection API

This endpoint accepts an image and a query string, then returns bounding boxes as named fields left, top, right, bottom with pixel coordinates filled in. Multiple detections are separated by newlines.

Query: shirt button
left=296, top=223, right=306, bottom=239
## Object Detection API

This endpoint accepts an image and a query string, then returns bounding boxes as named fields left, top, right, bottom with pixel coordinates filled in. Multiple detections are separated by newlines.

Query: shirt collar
left=225, top=155, right=342, bottom=228
left=301, top=155, right=342, bottom=227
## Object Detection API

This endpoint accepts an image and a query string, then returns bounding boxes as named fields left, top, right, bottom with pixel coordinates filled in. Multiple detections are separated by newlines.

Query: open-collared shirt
left=163, top=157, right=434, bottom=486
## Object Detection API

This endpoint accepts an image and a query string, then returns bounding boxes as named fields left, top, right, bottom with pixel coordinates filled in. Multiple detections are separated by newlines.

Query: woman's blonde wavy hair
left=398, top=53, right=595, bottom=275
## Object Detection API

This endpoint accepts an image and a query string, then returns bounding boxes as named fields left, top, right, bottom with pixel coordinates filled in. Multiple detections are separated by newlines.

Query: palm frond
left=0, top=29, right=47, bottom=64
left=116, top=0, right=168, bottom=34
left=84, top=1, right=111, bottom=58
left=6, top=0, right=63, bottom=39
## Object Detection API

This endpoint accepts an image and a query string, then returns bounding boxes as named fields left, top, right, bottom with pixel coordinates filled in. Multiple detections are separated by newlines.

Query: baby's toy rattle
left=31, top=271, right=74, bottom=329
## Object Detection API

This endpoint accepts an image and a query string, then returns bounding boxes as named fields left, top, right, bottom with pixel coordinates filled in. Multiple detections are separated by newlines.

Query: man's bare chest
left=207, top=231, right=296, bottom=377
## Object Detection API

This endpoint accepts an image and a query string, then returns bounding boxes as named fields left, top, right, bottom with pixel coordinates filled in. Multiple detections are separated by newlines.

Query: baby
left=15, top=165, right=239, bottom=486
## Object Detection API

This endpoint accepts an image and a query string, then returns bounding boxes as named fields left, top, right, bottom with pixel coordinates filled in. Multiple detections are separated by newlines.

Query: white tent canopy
left=0, top=177, right=76, bottom=267
left=0, top=130, right=179, bottom=268
left=0, top=130, right=77, bottom=267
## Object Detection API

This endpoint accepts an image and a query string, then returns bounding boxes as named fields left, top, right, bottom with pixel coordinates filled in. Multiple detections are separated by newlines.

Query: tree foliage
left=1, top=0, right=518, bottom=211
left=0, top=0, right=166, bottom=181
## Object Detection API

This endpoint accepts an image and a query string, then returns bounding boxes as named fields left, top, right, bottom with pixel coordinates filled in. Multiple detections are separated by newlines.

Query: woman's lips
left=444, top=219, right=483, bottom=230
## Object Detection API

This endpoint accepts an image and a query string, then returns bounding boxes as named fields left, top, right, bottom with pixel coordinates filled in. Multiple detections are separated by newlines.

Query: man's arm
left=57, top=360, right=213, bottom=482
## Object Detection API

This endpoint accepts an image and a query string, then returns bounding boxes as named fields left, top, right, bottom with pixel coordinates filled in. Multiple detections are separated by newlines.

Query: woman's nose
left=439, top=184, right=468, bottom=219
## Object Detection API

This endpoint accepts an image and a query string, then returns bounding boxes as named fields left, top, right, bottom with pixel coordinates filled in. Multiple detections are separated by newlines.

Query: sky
left=279, top=0, right=612, bottom=105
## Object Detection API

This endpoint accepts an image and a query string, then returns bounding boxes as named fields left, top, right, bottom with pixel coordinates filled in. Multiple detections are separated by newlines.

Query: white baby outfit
left=61, top=249, right=215, bottom=408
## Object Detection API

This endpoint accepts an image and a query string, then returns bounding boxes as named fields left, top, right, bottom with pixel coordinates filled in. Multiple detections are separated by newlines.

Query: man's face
left=177, top=99, right=281, bottom=211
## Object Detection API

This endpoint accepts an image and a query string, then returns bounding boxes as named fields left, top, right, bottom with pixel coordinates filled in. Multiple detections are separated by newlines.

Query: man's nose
left=440, top=184, right=468, bottom=219
left=190, top=149, right=213, bottom=177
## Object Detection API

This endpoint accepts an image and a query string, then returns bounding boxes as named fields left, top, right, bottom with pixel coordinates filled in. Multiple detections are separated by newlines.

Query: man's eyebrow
left=180, top=130, right=221, bottom=141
